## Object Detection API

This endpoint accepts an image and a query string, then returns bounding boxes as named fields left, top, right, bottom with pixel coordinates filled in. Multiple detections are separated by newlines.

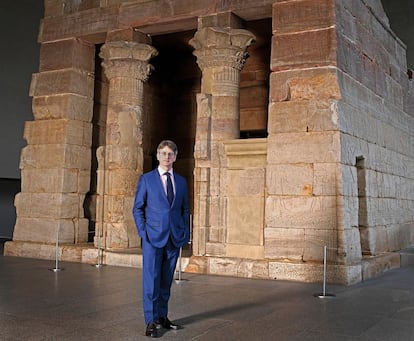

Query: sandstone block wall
left=13, top=38, right=95, bottom=244
left=336, top=0, right=414, bottom=256
left=266, top=0, right=346, bottom=265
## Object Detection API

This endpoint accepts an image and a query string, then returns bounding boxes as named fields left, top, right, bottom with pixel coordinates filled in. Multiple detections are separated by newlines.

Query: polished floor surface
left=1, top=248, right=414, bottom=340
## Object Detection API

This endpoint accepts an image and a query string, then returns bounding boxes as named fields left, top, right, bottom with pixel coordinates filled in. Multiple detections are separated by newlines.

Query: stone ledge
left=3, top=241, right=401, bottom=285
left=361, top=252, right=401, bottom=281
left=400, top=246, right=414, bottom=267
left=3, top=241, right=190, bottom=272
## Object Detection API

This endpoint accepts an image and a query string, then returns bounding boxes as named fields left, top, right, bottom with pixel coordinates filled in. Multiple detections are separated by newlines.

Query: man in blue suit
left=133, top=140, right=190, bottom=338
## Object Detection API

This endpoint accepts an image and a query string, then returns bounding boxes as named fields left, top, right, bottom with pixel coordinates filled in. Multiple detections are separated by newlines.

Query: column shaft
left=190, top=26, right=255, bottom=255
left=98, top=41, right=157, bottom=249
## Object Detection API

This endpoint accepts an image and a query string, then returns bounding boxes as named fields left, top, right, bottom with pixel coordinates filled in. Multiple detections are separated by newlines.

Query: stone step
left=400, top=247, right=414, bottom=267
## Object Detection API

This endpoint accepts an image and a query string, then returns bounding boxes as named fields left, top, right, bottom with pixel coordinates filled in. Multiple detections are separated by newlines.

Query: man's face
left=157, top=146, right=176, bottom=171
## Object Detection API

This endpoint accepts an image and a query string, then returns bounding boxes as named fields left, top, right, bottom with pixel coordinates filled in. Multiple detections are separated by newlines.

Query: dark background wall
left=382, top=0, right=414, bottom=71
left=0, top=0, right=412, bottom=243
left=0, top=1, right=43, bottom=240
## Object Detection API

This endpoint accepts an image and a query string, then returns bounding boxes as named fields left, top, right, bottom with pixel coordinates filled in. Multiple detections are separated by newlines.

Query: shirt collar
left=158, top=166, right=173, bottom=176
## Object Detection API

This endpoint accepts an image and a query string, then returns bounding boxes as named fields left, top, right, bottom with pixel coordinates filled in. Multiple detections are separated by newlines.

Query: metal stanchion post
left=175, top=214, right=192, bottom=283
left=189, top=214, right=192, bottom=245
left=94, top=224, right=105, bottom=269
left=49, top=228, right=64, bottom=272
left=175, top=247, right=183, bottom=282
left=313, top=245, right=335, bottom=298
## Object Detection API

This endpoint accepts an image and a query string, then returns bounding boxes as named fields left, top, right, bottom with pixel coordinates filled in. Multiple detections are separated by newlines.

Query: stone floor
left=1, top=243, right=414, bottom=340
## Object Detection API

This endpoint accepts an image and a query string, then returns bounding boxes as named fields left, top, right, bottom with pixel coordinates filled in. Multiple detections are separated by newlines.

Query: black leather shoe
left=145, top=322, right=158, bottom=338
left=157, top=317, right=181, bottom=330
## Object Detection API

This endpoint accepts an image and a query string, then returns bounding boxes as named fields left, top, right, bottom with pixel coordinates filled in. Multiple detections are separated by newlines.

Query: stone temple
left=4, top=0, right=414, bottom=285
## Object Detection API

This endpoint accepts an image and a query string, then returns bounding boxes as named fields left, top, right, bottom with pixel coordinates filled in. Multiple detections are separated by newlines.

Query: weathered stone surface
left=266, top=164, right=313, bottom=196
left=205, top=241, right=225, bottom=256
left=269, top=67, right=340, bottom=102
left=226, top=244, right=264, bottom=260
left=20, top=144, right=91, bottom=170
left=227, top=195, right=264, bottom=244
left=30, top=69, right=95, bottom=98
left=104, top=145, right=141, bottom=170
left=15, top=192, right=82, bottom=219
left=4, top=241, right=97, bottom=263
left=13, top=217, right=87, bottom=244
left=186, top=255, right=208, bottom=274
left=268, top=261, right=362, bottom=285
left=226, top=169, right=265, bottom=196
left=103, top=169, right=139, bottom=196
left=272, top=0, right=335, bottom=34
left=105, top=221, right=139, bottom=248
left=32, top=94, right=94, bottom=122
left=39, top=38, right=95, bottom=72
left=264, top=227, right=305, bottom=261
left=240, top=107, right=267, bottom=131
left=105, top=250, right=142, bottom=268
left=267, top=131, right=340, bottom=164
left=265, top=196, right=338, bottom=230
left=271, top=28, right=337, bottom=71
left=21, top=168, right=90, bottom=194
left=313, top=163, right=338, bottom=196
left=106, top=28, right=151, bottom=43
left=40, top=5, right=119, bottom=43
left=223, top=139, right=267, bottom=168
left=268, top=99, right=338, bottom=134
left=24, top=119, right=92, bottom=146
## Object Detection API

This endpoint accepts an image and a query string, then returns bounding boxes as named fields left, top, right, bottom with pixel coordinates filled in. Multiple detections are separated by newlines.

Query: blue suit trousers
left=142, top=237, right=180, bottom=324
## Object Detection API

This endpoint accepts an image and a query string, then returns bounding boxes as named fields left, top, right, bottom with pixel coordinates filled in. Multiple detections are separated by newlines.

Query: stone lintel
left=106, top=28, right=152, bottom=44
left=198, top=11, right=244, bottom=30
left=41, top=0, right=275, bottom=43
left=40, top=5, right=120, bottom=43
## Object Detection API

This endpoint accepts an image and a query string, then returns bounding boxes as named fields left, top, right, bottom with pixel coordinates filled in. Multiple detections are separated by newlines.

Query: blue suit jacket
left=132, top=169, right=190, bottom=248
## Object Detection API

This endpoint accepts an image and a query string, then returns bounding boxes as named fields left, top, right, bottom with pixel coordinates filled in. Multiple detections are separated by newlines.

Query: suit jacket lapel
left=151, top=169, right=170, bottom=205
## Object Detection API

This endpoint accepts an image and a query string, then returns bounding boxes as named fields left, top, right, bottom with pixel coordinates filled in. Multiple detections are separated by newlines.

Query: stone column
left=190, top=26, right=255, bottom=255
left=12, top=38, right=95, bottom=245
left=99, top=41, right=157, bottom=249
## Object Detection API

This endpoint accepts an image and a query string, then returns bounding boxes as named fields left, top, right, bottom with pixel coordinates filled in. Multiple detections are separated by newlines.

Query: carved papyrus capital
left=189, top=27, right=255, bottom=71
left=100, top=41, right=158, bottom=81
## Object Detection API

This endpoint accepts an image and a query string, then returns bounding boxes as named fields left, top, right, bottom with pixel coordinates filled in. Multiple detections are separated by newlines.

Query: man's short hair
left=157, top=140, right=178, bottom=155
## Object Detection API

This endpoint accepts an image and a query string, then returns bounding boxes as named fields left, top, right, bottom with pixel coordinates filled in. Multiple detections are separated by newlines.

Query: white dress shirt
left=158, top=166, right=175, bottom=196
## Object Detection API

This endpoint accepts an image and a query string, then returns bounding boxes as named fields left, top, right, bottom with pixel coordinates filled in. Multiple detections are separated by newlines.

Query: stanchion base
left=175, top=279, right=189, bottom=284
left=49, top=268, right=64, bottom=272
left=93, top=264, right=105, bottom=268
left=313, top=293, right=336, bottom=299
